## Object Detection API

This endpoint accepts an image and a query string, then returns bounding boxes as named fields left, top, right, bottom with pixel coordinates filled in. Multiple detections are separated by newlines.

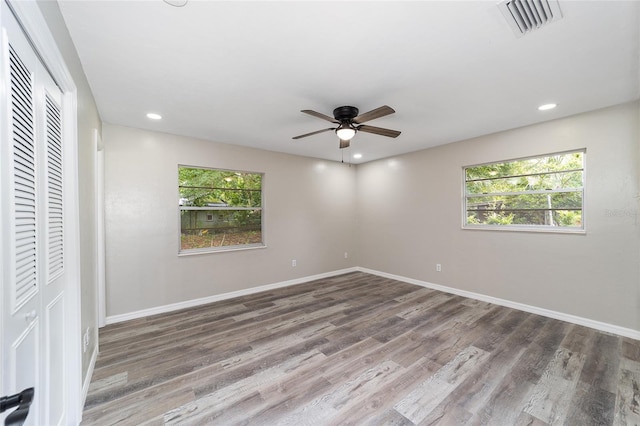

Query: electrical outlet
left=436, top=264, right=442, bottom=272
left=344, top=252, right=348, bottom=259
left=292, top=259, right=297, bottom=267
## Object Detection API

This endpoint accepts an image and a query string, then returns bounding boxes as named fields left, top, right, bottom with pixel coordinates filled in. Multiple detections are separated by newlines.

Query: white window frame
left=178, top=165, right=264, bottom=255
left=462, top=149, right=586, bottom=234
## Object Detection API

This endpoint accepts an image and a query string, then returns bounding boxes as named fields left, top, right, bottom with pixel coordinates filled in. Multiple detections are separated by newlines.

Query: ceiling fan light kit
left=335, top=125, right=356, bottom=141
left=293, top=105, right=401, bottom=150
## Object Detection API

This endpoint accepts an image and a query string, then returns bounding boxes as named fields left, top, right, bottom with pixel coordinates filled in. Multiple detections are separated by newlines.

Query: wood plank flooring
left=82, top=272, right=640, bottom=425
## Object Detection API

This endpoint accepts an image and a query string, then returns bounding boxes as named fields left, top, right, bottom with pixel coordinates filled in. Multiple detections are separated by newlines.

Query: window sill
left=178, top=243, right=267, bottom=257
left=462, top=225, right=586, bottom=235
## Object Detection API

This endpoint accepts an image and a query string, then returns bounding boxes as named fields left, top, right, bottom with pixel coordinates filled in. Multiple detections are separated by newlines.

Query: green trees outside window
left=179, top=166, right=263, bottom=252
left=464, top=150, right=584, bottom=230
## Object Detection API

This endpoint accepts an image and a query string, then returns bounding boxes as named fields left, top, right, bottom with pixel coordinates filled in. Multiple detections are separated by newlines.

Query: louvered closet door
left=41, top=68, right=66, bottom=426
left=1, top=4, right=67, bottom=425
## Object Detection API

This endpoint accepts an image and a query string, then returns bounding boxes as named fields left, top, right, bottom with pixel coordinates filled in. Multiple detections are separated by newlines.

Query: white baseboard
left=80, top=342, right=99, bottom=418
left=105, top=267, right=359, bottom=325
left=358, top=267, right=640, bottom=341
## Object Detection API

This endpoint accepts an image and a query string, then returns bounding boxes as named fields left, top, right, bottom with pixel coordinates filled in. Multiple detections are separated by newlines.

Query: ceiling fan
left=292, top=105, right=401, bottom=149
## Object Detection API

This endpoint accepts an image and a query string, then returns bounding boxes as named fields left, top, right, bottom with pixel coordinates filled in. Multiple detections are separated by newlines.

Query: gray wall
left=103, top=124, right=357, bottom=316
left=357, top=102, right=640, bottom=331
left=104, top=102, right=640, bottom=334
left=37, top=1, right=102, bottom=386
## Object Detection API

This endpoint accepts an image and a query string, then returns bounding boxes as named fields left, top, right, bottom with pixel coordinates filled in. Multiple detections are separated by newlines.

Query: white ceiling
left=58, top=1, right=640, bottom=164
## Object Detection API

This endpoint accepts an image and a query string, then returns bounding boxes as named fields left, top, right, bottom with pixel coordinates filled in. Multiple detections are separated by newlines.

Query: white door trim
left=95, top=129, right=106, bottom=329
left=5, top=0, right=82, bottom=423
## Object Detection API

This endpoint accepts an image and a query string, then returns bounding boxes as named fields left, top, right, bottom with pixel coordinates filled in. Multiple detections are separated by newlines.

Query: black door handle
left=0, top=388, right=34, bottom=426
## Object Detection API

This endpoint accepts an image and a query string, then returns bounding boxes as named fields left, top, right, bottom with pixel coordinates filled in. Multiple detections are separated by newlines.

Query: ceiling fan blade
left=352, top=105, right=395, bottom=124
left=292, top=128, right=335, bottom=140
left=339, top=139, right=350, bottom=149
left=301, top=109, right=339, bottom=123
left=357, top=124, right=401, bottom=138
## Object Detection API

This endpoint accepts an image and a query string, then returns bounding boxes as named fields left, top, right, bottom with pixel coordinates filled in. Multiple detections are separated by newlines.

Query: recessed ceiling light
left=163, top=0, right=188, bottom=7
left=538, top=103, right=557, bottom=111
left=353, top=153, right=363, bottom=159
left=146, top=113, right=162, bottom=120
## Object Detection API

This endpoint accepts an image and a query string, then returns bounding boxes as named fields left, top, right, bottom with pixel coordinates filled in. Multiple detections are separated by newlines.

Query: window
left=179, top=166, right=263, bottom=253
left=463, top=150, right=584, bottom=232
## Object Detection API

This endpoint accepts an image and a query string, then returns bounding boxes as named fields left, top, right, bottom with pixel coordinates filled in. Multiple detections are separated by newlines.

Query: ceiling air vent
left=498, top=0, right=563, bottom=37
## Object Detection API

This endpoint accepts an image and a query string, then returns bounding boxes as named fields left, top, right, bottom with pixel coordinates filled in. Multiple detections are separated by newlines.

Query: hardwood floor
left=82, top=272, right=640, bottom=425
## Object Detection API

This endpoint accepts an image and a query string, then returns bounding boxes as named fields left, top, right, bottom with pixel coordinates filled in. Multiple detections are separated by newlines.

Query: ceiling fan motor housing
left=333, top=106, right=359, bottom=122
